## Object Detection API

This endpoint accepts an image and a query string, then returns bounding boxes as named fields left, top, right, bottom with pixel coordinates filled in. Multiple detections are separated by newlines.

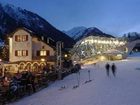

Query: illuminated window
left=22, top=50, right=28, bottom=56
left=40, top=50, right=46, bottom=56
left=15, top=50, right=22, bottom=56
left=37, top=50, right=50, bottom=56
left=15, top=50, right=28, bottom=56
left=15, top=35, right=28, bottom=42
left=22, top=35, right=28, bottom=41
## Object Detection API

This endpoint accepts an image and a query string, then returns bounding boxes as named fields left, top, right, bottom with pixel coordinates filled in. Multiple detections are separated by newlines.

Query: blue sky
left=1, top=0, right=140, bottom=36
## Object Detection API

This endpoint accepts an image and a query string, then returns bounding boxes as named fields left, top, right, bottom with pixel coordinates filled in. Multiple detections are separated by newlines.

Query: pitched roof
left=9, top=27, right=56, bottom=49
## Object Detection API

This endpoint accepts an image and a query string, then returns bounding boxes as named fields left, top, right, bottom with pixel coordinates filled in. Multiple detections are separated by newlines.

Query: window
left=37, top=51, right=40, bottom=56
left=40, top=50, right=46, bottom=56
left=42, top=46, right=45, bottom=49
left=15, top=50, right=28, bottom=56
left=15, top=50, right=22, bottom=56
left=46, top=50, right=50, bottom=56
left=36, top=50, right=50, bottom=56
left=15, top=35, right=28, bottom=42
left=22, top=50, right=28, bottom=56
left=22, top=35, right=28, bottom=41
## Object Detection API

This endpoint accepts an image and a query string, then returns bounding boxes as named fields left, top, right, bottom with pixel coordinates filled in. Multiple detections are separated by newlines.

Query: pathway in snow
left=9, top=58, right=140, bottom=105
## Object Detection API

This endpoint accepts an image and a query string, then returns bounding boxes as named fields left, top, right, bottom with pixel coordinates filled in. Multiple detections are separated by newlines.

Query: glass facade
left=71, top=36, right=127, bottom=61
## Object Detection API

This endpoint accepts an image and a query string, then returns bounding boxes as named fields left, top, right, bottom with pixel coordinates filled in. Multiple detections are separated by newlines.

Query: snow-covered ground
left=128, top=52, right=140, bottom=58
left=9, top=57, right=140, bottom=105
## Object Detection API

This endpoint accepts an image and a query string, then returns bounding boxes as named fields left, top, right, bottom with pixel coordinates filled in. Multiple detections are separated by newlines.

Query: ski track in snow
left=9, top=58, right=140, bottom=105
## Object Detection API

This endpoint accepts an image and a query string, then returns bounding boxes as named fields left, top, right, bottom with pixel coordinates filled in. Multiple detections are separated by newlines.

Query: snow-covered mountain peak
left=129, top=32, right=140, bottom=36
left=69, top=26, right=87, bottom=31
left=64, top=26, right=113, bottom=41
left=0, top=2, right=75, bottom=48
left=0, top=2, right=45, bottom=27
left=0, top=2, right=30, bottom=26
left=86, top=27, right=103, bottom=33
left=87, top=27, right=98, bottom=30
left=84, top=27, right=103, bottom=35
left=123, top=32, right=140, bottom=37
left=64, top=26, right=87, bottom=39
left=0, top=1, right=8, bottom=7
left=123, top=32, right=140, bottom=41
left=1, top=2, right=22, bottom=13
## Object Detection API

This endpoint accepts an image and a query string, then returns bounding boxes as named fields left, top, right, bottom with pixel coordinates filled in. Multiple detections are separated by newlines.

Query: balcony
left=32, top=56, right=56, bottom=62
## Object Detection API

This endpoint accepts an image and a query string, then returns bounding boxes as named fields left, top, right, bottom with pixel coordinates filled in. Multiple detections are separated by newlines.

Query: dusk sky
left=1, top=0, right=140, bottom=36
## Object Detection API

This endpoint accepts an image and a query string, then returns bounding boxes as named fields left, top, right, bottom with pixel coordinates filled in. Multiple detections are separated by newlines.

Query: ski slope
left=9, top=58, right=140, bottom=105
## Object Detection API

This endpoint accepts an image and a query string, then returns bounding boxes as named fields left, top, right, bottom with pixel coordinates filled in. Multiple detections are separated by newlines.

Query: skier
left=105, top=63, right=110, bottom=77
left=111, top=63, right=116, bottom=77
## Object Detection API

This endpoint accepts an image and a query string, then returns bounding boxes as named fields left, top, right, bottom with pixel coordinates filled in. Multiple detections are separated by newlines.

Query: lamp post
left=56, top=41, right=62, bottom=80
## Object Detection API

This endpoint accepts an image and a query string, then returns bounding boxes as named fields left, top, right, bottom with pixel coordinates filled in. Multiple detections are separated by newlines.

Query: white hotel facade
left=8, top=28, right=56, bottom=72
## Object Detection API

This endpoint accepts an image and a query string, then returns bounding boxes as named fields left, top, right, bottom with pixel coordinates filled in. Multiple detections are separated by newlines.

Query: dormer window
left=47, top=37, right=54, bottom=44
left=15, top=35, right=28, bottom=42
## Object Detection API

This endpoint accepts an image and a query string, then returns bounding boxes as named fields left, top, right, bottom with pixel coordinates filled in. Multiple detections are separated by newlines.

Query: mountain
left=64, top=26, right=114, bottom=41
left=0, top=2, right=75, bottom=48
left=64, top=26, right=87, bottom=39
left=123, top=32, right=140, bottom=41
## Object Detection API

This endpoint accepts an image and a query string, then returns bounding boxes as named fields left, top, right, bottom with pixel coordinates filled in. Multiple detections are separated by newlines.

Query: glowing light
left=64, top=54, right=68, bottom=58
left=117, top=54, right=122, bottom=57
left=41, top=58, right=45, bottom=61
left=97, top=51, right=101, bottom=54
left=9, top=37, right=12, bottom=58
left=100, top=56, right=106, bottom=61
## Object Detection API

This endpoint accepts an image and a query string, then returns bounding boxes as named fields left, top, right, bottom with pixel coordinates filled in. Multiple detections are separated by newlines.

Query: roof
left=8, top=27, right=34, bottom=37
left=8, top=27, right=56, bottom=49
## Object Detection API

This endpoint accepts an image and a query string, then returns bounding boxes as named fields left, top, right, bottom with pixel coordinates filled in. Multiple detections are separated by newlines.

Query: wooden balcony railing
left=32, top=56, right=56, bottom=62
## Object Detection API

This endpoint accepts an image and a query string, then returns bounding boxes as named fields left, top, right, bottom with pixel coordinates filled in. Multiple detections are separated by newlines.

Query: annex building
left=71, top=35, right=131, bottom=64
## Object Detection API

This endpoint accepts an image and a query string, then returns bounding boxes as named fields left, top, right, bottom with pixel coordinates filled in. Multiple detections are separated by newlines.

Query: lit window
left=15, top=35, right=21, bottom=42
left=40, top=50, right=46, bottom=56
left=15, top=35, right=28, bottom=42
left=15, top=50, right=22, bottom=56
left=22, top=35, right=28, bottom=41
left=18, top=51, right=22, bottom=56
left=15, top=50, right=28, bottom=56
left=37, top=50, right=50, bottom=56
left=22, top=50, right=28, bottom=56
